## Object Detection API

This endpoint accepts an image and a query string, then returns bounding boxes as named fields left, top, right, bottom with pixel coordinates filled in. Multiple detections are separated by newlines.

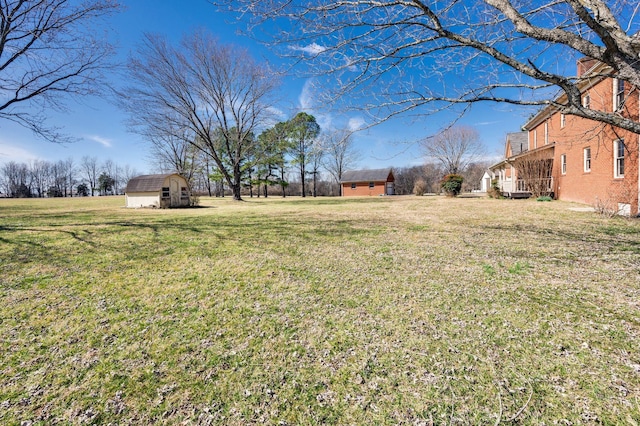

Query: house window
left=614, top=139, right=625, bottom=178
left=533, top=130, right=537, bottom=148
left=560, top=113, right=566, bottom=128
left=161, top=187, right=170, bottom=198
left=583, top=93, right=590, bottom=109
left=584, top=147, right=591, bottom=172
left=561, top=154, right=567, bottom=175
left=544, top=121, right=549, bottom=145
left=351, top=183, right=356, bottom=189
left=181, top=187, right=188, bottom=198
left=369, top=182, right=375, bottom=189
left=615, top=79, right=625, bottom=110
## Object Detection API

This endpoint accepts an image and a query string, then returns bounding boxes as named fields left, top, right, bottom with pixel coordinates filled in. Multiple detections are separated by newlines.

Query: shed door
left=386, top=182, right=394, bottom=195
left=170, top=179, right=180, bottom=206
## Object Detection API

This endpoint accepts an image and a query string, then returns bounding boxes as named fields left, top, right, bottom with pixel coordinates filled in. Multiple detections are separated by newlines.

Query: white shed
left=480, top=171, right=493, bottom=193
left=125, top=174, right=190, bottom=208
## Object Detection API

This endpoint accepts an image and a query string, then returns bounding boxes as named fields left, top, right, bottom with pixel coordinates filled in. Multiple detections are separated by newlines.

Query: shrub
left=413, top=179, right=428, bottom=196
left=536, top=196, right=552, bottom=202
left=440, top=174, right=464, bottom=197
left=487, top=179, right=502, bottom=199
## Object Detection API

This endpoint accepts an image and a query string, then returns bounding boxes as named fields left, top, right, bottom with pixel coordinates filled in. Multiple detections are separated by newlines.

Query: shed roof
left=341, top=168, right=393, bottom=183
left=125, top=174, right=184, bottom=193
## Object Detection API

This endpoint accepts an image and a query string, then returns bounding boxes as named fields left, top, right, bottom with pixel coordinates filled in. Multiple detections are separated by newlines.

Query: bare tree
left=421, top=126, right=485, bottom=175
left=121, top=31, right=279, bottom=201
left=80, top=156, right=100, bottom=196
left=0, top=0, right=121, bottom=142
left=308, top=138, right=324, bottom=197
left=29, top=160, right=51, bottom=198
left=148, top=129, right=201, bottom=185
left=215, top=1, right=640, bottom=135
left=322, top=129, right=360, bottom=196
left=0, top=161, right=30, bottom=197
left=510, top=150, right=554, bottom=198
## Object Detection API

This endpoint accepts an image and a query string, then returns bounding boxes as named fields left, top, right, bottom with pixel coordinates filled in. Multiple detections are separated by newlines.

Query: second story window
left=615, top=79, right=625, bottom=110
left=561, top=154, right=567, bottom=175
left=583, top=93, right=591, bottom=109
left=544, top=121, right=549, bottom=145
left=560, top=113, right=566, bottom=128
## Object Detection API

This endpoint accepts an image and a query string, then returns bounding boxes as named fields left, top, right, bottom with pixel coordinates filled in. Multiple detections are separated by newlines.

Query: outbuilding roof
left=341, top=168, right=394, bottom=183
left=125, top=174, right=183, bottom=193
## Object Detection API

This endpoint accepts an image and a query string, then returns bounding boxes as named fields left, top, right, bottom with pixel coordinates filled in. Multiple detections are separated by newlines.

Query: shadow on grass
left=484, top=222, right=640, bottom=254
left=0, top=214, right=378, bottom=269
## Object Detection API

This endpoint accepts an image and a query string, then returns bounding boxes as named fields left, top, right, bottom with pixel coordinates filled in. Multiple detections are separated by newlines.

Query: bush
left=536, top=196, right=552, bottom=202
left=440, top=174, right=464, bottom=197
left=487, top=179, right=502, bottom=199
left=413, top=179, right=428, bottom=196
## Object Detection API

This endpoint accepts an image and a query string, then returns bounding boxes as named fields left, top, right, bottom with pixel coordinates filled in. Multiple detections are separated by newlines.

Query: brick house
left=341, top=168, right=395, bottom=196
left=490, top=59, right=639, bottom=216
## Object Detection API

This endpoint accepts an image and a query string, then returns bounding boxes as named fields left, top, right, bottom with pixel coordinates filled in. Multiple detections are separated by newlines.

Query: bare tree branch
left=213, top=0, right=640, bottom=134
left=0, top=0, right=121, bottom=142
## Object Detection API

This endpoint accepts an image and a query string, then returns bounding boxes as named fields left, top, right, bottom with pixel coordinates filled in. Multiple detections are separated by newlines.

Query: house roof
left=125, top=174, right=184, bottom=193
left=507, top=132, right=528, bottom=156
left=341, top=168, right=393, bottom=183
left=523, top=60, right=611, bottom=130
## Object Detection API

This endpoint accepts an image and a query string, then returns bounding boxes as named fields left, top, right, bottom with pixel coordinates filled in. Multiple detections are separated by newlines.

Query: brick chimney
left=577, top=57, right=598, bottom=76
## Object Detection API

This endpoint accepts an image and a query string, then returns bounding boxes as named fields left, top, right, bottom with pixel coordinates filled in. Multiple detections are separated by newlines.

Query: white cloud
left=0, top=142, right=39, bottom=164
left=291, top=43, right=326, bottom=55
left=348, top=117, right=366, bottom=132
left=85, top=135, right=112, bottom=148
left=298, top=79, right=316, bottom=111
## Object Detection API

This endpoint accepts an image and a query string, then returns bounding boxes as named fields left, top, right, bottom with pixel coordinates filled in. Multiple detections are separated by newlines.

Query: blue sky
left=0, top=0, right=537, bottom=174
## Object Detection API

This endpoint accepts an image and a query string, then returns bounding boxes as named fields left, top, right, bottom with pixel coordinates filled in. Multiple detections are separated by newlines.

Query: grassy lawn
left=1, top=195, right=639, bottom=425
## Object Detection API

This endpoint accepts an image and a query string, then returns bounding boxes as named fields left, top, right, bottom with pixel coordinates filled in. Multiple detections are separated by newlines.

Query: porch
left=501, top=177, right=554, bottom=199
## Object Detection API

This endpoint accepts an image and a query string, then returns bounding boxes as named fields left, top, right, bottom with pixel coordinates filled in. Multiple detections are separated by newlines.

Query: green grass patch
left=1, top=195, right=639, bottom=424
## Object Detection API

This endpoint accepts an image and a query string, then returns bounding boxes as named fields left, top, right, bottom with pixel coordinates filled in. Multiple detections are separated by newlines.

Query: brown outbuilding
left=341, top=168, right=395, bottom=196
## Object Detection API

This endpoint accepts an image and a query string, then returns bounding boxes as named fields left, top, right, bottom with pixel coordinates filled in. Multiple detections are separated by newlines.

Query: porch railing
left=515, top=177, right=554, bottom=193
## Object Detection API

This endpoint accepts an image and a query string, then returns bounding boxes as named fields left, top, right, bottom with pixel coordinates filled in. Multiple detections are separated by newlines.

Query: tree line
left=0, top=157, right=138, bottom=198
left=148, top=109, right=360, bottom=199
left=122, top=31, right=359, bottom=201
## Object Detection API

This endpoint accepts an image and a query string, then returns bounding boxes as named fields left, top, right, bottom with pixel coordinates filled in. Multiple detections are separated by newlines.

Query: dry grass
left=1, top=195, right=639, bottom=425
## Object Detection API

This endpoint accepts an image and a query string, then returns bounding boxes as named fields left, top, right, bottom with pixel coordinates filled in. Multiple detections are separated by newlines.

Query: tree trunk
left=300, top=163, right=306, bottom=197
left=232, top=164, right=243, bottom=201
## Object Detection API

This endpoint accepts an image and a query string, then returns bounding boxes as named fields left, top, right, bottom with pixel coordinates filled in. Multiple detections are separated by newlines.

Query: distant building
left=125, top=174, right=190, bottom=208
left=341, top=168, right=395, bottom=196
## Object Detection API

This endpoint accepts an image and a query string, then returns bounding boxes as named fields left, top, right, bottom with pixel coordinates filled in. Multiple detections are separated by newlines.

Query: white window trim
left=614, top=139, right=625, bottom=178
left=533, top=130, right=537, bottom=149
left=561, top=154, right=567, bottom=175
left=583, top=147, right=591, bottom=172
left=544, top=121, right=549, bottom=145
left=614, top=78, right=625, bottom=111
left=560, top=113, right=566, bottom=129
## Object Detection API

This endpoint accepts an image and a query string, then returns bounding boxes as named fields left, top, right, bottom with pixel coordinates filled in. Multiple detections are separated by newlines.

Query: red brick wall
left=527, top=77, right=639, bottom=214
left=342, top=181, right=387, bottom=196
